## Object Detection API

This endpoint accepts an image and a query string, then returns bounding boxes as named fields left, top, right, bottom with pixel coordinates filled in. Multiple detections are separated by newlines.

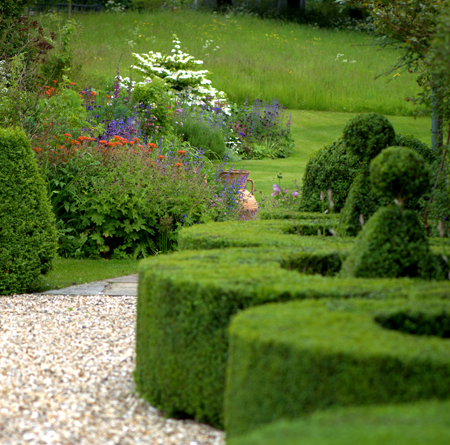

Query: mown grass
left=230, top=110, right=432, bottom=196
left=34, top=258, right=139, bottom=292
left=42, top=9, right=420, bottom=115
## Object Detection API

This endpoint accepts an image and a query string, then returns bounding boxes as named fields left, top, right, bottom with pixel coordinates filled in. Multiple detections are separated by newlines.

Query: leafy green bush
left=173, top=106, right=228, bottom=160
left=342, top=113, right=396, bottom=159
left=225, top=298, right=450, bottom=437
left=132, top=77, right=174, bottom=138
left=341, top=205, right=441, bottom=279
left=394, top=133, right=437, bottom=164
left=342, top=147, right=439, bottom=279
left=228, top=400, right=450, bottom=445
left=0, top=127, right=58, bottom=294
left=300, top=139, right=361, bottom=213
left=338, top=162, right=388, bottom=236
left=44, top=145, right=239, bottom=258
left=135, top=228, right=450, bottom=429
left=370, top=146, right=431, bottom=205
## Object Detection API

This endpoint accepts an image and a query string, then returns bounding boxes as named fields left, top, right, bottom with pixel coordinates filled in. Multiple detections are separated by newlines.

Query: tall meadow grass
left=40, top=9, right=420, bottom=116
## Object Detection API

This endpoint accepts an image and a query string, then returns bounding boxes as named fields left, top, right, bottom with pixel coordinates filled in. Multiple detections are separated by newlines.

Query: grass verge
left=34, top=258, right=139, bottom=293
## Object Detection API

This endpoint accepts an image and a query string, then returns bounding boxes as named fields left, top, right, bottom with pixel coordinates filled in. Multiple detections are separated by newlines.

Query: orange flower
left=174, top=162, right=183, bottom=168
left=106, top=95, right=111, bottom=99
left=99, top=140, right=107, bottom=144
left=122, top=139, right=129, bottom=144
left=148, top=143, right=157, bottom=148
left=106, top=142, right=114, bottom=147
left=32, top=147, right=42, bottom=153
left=77, top=136, right=85, bottom=141
left=44, top=86, right=50, bottom=89
left=158, top=155, right=165, bottom=160
left=90, top=91, right=96, bottom=96
left=71, top=82, right=75, bottom=85
left=177, top=150, right=186, bottom=156
left=129, top=141, right=134, bottom=145
left=138, top=144, right=143, bottom=149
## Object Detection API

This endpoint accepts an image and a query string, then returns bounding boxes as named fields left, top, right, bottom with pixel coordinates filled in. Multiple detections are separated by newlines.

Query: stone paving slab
left=40, top=274, right=138, bottom=296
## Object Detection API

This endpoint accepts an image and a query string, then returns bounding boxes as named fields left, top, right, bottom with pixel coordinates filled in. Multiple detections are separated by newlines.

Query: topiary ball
left=370, top=146, right=431, bottom=204
left=343, top=113, right=396, bottom=159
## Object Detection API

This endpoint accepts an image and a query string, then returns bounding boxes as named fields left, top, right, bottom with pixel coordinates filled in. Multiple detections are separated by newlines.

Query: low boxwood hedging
left=228, top=400, right=450, bottom=445
left=178, top=218, right=346, bottom=251
left=135, top=243, right=450, bottom=429
left=225, top=298, right=450, bottom=437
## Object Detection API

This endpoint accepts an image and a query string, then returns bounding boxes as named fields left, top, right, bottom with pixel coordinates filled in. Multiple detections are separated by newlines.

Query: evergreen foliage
left=342, top=112, right=396, bottom=159
left=225, top=298, right=450, bottom=438
left=0, top=127, right=58, bottom=294
left=370, top=146, right=431, bottom=204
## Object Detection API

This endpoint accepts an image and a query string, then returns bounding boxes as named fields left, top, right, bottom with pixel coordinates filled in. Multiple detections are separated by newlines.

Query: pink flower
left=291, top=191, right=299, bottom=197
left=271, top=184, right=280, bottom=197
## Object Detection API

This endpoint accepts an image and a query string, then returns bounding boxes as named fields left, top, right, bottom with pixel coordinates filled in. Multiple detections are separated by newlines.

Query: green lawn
left=35, top=258, right=139, bottom=292
left=228, top=110, right=432, bottom=196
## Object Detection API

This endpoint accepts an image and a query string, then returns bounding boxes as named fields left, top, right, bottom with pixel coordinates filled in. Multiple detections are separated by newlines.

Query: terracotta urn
left=219, top=170, right=258, bottom=220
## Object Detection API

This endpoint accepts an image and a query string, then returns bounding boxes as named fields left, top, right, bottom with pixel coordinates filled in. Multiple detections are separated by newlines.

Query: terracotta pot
left=219, top=170, right=258, bottom=220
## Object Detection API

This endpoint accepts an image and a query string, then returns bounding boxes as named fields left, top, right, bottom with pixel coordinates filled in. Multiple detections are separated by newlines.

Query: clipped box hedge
left=178, top=218, right=342, bottom=250
left=225, top=298, right=450, bottom=437
left=228, top=400, right=450, bottom=445
left=135, top=242, right=450, bottom=429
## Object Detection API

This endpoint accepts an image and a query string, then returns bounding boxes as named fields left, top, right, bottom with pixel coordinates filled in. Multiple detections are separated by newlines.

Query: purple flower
left=291, top=191, right=299, bottom=197
left=271, top=184, right=280, bottom=196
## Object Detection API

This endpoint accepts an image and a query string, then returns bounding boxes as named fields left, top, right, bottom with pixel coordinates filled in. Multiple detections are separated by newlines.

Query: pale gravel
left=0, top=294, right=225, bottom=445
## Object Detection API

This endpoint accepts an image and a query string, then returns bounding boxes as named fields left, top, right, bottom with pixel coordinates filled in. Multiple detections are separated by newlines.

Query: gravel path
left=0, top=294, right=225, bottom=445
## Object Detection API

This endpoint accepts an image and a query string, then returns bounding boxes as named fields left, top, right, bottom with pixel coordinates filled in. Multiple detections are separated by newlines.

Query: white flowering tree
left=126, top=35, right=227, bottom=107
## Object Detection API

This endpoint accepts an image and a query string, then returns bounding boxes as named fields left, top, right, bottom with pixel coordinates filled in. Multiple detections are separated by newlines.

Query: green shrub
left=132, top=77, right=174, bottom=138
left=227, top=400, right=450, bottom=445
left=341, top=205, right=441, bottom=279
left=338, top=162, right=388, bottom=236
left=225, top=298, right=450, bottom=437
left=300, top=139, right=361, bottom=213
left=173, top=107, right=228, bottom=160
left=178, top=218, right=342, bottom=251
left=395, top=133, right=437, bottom=164
left=370, top=146, right=431, bottom=205
left=44, top=146, right=238, bottom=258
left=342, top=113, right=396, bottom=159
left=135, top=236, right=450, bottom=429
left=0, top=127, right=58, bottom=294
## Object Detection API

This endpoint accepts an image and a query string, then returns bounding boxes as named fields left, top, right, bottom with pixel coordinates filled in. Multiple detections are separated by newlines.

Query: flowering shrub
left=36, top=135, right=240, bottom=258
left=228, top=99, right=294, bottom=160
left=124, top=35, right=227, bottom=107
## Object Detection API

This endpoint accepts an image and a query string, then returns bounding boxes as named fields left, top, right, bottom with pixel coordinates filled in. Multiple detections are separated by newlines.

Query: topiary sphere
left=343, top=113, right=396, bottom=159
left=370, top=146, right=431, bottom=204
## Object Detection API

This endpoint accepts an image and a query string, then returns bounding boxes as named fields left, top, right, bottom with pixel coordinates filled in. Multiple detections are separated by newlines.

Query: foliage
left=228, top=99, right=294, bottom=160
left=135, top=222, right=450, bottom=430
left=228, top=400, right=450, bottom=445
left=338, top=162, right=387, bottom=236
left=394, top=133, right=437, bottom=164
left=172, top=106, right=228, bottom=160
left=341, top=205, right=441, bottom=279
left=300, top=139, right=361, bottom=213
left=127, top=34, right=227, bottom=106
left=40, top=18, right=81, bottom=85
left=132, top=77, right=175, bottom=137
left=0, top=127, right=58, bottom=295
left=370, top=146, right=431, bottom=205
left=342, top=112, right=396, bottom=159
left=225, top=298, right=450, bottom=437
left=37, top=138, right=240, bottom=258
